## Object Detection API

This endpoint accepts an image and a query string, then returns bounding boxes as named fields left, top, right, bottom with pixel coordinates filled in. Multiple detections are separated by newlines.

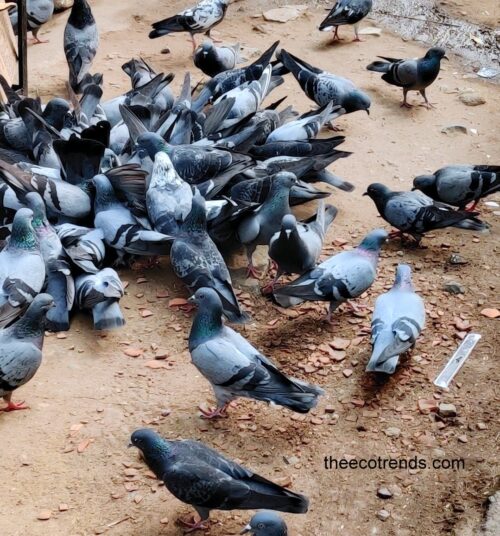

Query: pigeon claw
left=178, top=516, right=209, bottom=533
left=199, top=404, right=229, bottom=420
left=245, top=264, right=262, bottom=280
left=400, top=102, right=414, bottom=109
left=1, top=400, right=29, bottom=412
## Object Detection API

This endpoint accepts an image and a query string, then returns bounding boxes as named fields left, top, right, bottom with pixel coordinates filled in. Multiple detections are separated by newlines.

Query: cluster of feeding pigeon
left=1, top=0, right=499, bottom=533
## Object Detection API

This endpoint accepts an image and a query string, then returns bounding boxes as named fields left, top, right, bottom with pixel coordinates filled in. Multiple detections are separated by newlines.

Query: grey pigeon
left=237, top=172, right=296, bottom=278
left=413, top=165, right=500, bottom=211
left=0, top=208, right=46, bottom=328
left=75, top=268, right=125, bottom=330
left=64, top=0, right=99, bottom=93
left=267, top=201, right=337, bottom=291
left=364, top=183, right=488, bottom=244
left=129, top=428, right=308, bottom=531
left=366, top=47, right=448, bottom=108
left=241, top=511, right=288, bottom=536
left=194, top=40, right=242, bottom=77
left=274, top=229, right=387, bottom=321
left=9, top=0, right=54, bottom=44
left=189, top=287, right=323, bottom=418
left=0, top=293, right=54, bottom=412
left=171, top=190, right=249, bottom=324
left=56, top=223, right=105, bottom=274
left=367, top=264, right=425, bottom=374
left=149, top=0, right=229, bottom=52
left=319, top=0, right=373, bottom=42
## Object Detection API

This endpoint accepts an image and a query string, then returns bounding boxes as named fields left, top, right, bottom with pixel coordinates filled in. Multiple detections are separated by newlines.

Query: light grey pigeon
left=9, top=0, right=54, bottom=44
left=267, top=201, right=337, bottom=292
left=194, top=40, right=242, bottom=77
left=237, top=172, right=296, bottom=278
left=0, top=208, right=46, bottom=328
left=274, top=229, right=388, bottom=321
left=367, top=264, right=425, bottom=374
left=171, top=190, right=249, bottom=324
left=56, top=223, right=105, bottom=274
left=366, top=47, right=447, bottom=108
left=130, top=428, right=309, bottom=533
left=64, top=0, right=99, bottom=92
left=413, top=165, right=500, bottom=211
left=0, top=293, right=54, bottom=412
left=75, top=268, right=125, bottom=330
left=242, top=511, right=288, bottom=536
left=364, top=183, right=488, bottom=244
left=319, top=0, right=373, bottom=41
left=149, top=0, right=230, bottom=52
left=189, top=287, right=324, bottom=418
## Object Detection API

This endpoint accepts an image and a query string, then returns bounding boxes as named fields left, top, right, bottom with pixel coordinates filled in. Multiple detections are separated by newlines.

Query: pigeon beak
left=127, top=443, right=134, bottom=448
left=285, top=229, right=291, bottom=238
left=240, top=526, right=252, bottom=535
left=188, top=295, right=196, bottom=304
left=362, top=191, right=368, bottom=196
left=443, top=55, right=449, bottom=61
left=366, top=109, right=370, bottom=115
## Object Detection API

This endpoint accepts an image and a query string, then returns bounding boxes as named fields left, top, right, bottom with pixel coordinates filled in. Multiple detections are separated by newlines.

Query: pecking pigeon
left=9, top=0, right=55, bottom=44
left=194, top=40, right=242, bottom=77
left=367, top=264, right=425, bottom=374
left=319, top=0, right=373, bottom=42
left=241, top=511, right=288, bottom=536
left=56, top=223, right=106, bottom=274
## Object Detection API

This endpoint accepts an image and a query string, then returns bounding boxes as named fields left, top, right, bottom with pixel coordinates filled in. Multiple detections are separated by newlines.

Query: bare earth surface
left=1, top=1, right=499, bottom=536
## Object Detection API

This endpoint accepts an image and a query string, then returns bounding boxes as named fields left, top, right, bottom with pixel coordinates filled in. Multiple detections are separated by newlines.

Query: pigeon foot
left=178, top=516, right=209, bottom=533
left=400, top=102, right=414, bottom=109
left=1, top=400, right=29, bottom=412
left=246, top=264, right=262, bottom=279
left=199, top=404, right=229, bottom=420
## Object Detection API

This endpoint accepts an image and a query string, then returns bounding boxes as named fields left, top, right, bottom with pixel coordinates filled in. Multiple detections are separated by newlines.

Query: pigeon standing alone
left=319, top=0, right=373, bottom=42
left=9, top=0, right=55, bottom=44
left=242, top=511, right=288, bottom=536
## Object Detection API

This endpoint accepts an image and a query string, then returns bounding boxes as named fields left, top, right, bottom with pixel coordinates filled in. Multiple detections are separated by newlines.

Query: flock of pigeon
left=1, top=0, right=499, bottom=533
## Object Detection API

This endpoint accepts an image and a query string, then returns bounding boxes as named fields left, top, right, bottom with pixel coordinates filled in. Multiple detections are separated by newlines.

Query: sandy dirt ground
left=1, top=1, right=499, bottom=536
left=441, top=0, right=500, bottom=28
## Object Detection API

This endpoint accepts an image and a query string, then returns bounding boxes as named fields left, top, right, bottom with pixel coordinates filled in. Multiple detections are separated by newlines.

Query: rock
left=418, top=399, right=438, bottom=414
left=449, top=254, right=468, bottom=265
left=457, top=434, right=468, bottom=443
left=438, top=403, right=457, bottom=418
left=263, top=5, right=307, bottom=23
left=377, top=509, right=390, bottom=521
left=37, top=510, right=52, bottom=520
left=441, top=125, right=468, bottom=136
left=377, top=487, right=393, bottom=499
left=284, top=455, right=299, bottom=465
left=384, top=427, right=401, bottom=438
left=459, top=92, right=486, bottom=106
left=443, top=281, right=465, bottom=294
left=481, top=308, right=500, bottom=319
left=477, top=67, right=500, bottom=79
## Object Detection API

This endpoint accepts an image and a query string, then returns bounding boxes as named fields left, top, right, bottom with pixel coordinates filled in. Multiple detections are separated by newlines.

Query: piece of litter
left=434, top=333, right=481, bottom=389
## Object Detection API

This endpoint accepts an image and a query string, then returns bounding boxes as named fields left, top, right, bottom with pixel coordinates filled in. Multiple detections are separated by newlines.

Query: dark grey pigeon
left=0, top=208, right=45, bottom=328
left=366, top=47, right=447, bottom=108
left=9, top=0, right=54, bottom=44
left=364, top=183, right=488, bottom=244
left=171, top=190, right=249, bottom=324
left=0, top=293, right=54, bottom=412
left=129, top=428, right=309, bottom=532
left=64, top=0, right=99, bottom=93
left=413, top=165, right=500, bottom=210
left=274, top=229, right=387, bottom=321
left=319, top=0, right=373, bottom=41
left=367, top=264, right=425, bottom=374
left=56, top=223, right=105, bottom=274
left=194, top=40, right=241, bottom=77
left=242, top=511, right=288, bottom=536
left=250, top=135, right=346, bottom=159
left=75, top=268, right=125, bottom=330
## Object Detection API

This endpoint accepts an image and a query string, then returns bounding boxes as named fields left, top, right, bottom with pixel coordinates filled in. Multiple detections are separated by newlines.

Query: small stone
left=377, top=487, right=393, bottom=499
left=449, top=254, right=468, bottom=265
left=263, top=6, right=307, bottom=23
left=284, top=456, right=300, bottom=465
left=324, top=405, right=335, bottom=414
left=457, top=434, right=468, bottom=443
left=441, top=125, right=468, bottom=136
left=418, top=399, right=438, bottom=414
left=59, top=504, right=69, bottom=512
left=342, top=369, right=353, bottom=378
left=477, top=422, right=487, bottom=430
left=438, top=403, right=457, bottom=418
left=480, top=308, right=500, bottom=319
left=37, top=510, right=52, bottom=520
left=459, top=92, right=486, bottom=106
left=160, top=517, right=169, bottom=524
left=443, top=281, right=465, bottom=294
left=377, top=509, right=390, bottom=521
left=384, top=427, right=400, bottom=438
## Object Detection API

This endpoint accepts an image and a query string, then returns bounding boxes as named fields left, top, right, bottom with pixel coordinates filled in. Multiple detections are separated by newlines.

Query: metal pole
left=17, top=0, right=28, bottom=95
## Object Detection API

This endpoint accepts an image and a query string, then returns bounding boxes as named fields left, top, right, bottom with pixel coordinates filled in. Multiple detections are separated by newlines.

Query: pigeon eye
left=258, top=523, right=265, bottom=529
left=104, top=282, right=109, bottom=287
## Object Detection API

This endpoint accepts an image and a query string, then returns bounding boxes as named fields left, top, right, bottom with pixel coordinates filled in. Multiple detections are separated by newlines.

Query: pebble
left=377, top=487, right=393, bottom=499
left=459, top=92, right=486, bottom=106
left=441, top=125, right=468, bottom=136
left=384, top=427, right=401, bottom=438
left=418, top=399, right=438, bottom=414
left=37, top=510, right=52, bottom=520
left=457, top=434, right=468, bottom=443
left=377, top=509, right=390, bottom=521
left=443, top=281, right=465, bottom=295
left=438, top=403, right=457, bottom=418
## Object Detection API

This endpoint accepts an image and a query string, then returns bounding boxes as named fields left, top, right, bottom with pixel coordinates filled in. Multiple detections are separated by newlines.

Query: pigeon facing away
left=364, top=183, right=487, bottom=244
left=366, top=47, right=447, bottom=108
left=64, top=0, right=99, bottom=92
left=274, top=229, right=387, bottom=321
left=149, top=0, right=229, bottom=53
left=319, top=0, right=373, bottom=42
left=242, top=511, right=288, bottom=536
left=194, top=40, right=241, bottom=77
left=9, top=0, right=55, bottom=44
left=189, top=287, right=324, bottom=418
left=413, top=165, right=500, bottom=211
left=130, top=428, right=309, bottom=532
left=0, top=293, right=54, bottom=412
left=56, top=223, right=106, bottom=274
left=367, top=264, right=425, bottom=374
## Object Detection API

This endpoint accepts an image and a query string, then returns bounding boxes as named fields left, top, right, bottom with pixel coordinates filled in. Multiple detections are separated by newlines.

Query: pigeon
left=237, top=172, right=296, bottom=278
left=279, top=51, right=371, bottom=115
left=267, top=201, right=337, bottom=291
left=189, top=287, right=323, bottom=417
left=364, top=183, right=488, bottom=244
left=194, top=40, right=241, bottom=77
left=250, top=135, right=346, bottom=159
left=9, top=0, right=55, bottom=44
left=241, top=512, right=288, bottom=536
left=149, top=0, right=229, bottom=53
left=366, top=47, right=448, bottom=108
left=171, top=190, right=249, bottom=324
left=75, top=268, right=125, bottom=330
left=0, top=208, right=46, bottom=328
left=319, top=0, right=373, bottom=42
left=64, top=0, right=100, bottom=93
left=274, top=229, right=388, bottom=321
left=56, top=223, right=105, bottom=274
left=0, top=293, right=54, bottom=412
left=367, top=264, right=425, bottom=374
left=129, top=428, right=309, bottom=532
left=413, top=165, right=500, bottom=211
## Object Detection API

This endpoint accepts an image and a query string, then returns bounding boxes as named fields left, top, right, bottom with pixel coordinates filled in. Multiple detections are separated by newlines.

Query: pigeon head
left=30, top=293, right=56, bottom=314
left=25, top=192, right=48, bottom=227
left=136, top=132, right=168, bottom=160
left=97, top=268, right=124, bottom=299
left=363, top=183, right=392, bottom=210
left=10, top=208, right=38, bottom=250
left=93, top=174, right=117, bottom=209
left=43, top=98, right=70, bottom=130
left=343, top=89, right=371, bottom=115
left=271, top=172, right=297, bottom=193
left=412, top=175, right=437, bottom=196
left=358, top=228, right=388, bottom=252
left=14, top=293, right=55, bottom=337
left=241, top=511, right=288, bottom=535
left=394, top=264, right=414, bottom=290
left=129, top=429, right=171, bottom=476
left=280, top=214, right=298, bottom=238
left=189, top=287, right=223, bottom=314
left=425, top=47, right=448, bottom=61
left=69, top=0, right=95, bottom=29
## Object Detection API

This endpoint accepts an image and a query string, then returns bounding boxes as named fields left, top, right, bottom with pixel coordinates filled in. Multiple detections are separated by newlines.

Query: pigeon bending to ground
left=9, top=0, right=55, bottom=44
left=194, top=40, right=241, bottom=77
left=413, top=165, right=500, bottom=211
left=0, top=208, right=46, bottom=328
left=242, top=512, right=288, bottom=536
left=64, top=0, right=99, bottom=92
left=56, top=224, right=105, bottom=274
left=0, top=293, right=54, bottom=412
left=367, top=264, right=425, bottom=374
left=189, top=287, right=324, bottom=418
left=130, top=429, right=309, bottom=532
left=149, top=0, right=229, bottom=53
left=274, top=229, right=387, bottom=321
left=364, top=183, right=488, bottom=244
left=171, top=190, right=249, bottom=324
left=319, top=0, right=373, bottom=42
left=267, top=201, right=337, bottom=292
left=75, top=268, right=125, bottom=330
left=366, top=47, right=447, bottom=108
